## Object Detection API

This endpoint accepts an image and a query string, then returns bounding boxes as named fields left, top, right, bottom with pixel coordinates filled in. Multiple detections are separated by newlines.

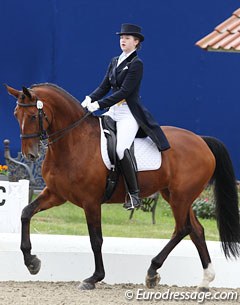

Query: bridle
left=17, top=99, right=91, bottom=146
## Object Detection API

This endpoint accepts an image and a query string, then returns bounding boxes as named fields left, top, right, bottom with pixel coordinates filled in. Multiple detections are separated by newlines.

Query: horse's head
left=5, top=85, right=51, bottom=161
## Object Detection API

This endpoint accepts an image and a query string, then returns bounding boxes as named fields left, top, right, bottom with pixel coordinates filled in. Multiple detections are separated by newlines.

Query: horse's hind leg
left=146, top=227, right=191, bottom=288
left=189, top=209, right=215, bottom=291
left=146, top=196, right=192, bottom=288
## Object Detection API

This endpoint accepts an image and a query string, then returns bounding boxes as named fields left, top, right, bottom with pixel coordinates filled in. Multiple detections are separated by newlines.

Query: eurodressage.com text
left=124, top=288, right=239, bottom=303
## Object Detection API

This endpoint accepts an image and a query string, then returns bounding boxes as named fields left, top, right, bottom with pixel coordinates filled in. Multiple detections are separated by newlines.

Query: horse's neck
left=35, top=86, right=100, bottom=157
left=52, top=102, right=84, bottom=130
left=44, top=116, right=100, bottom=174
left=39, top=89, right=84, bottom=132
left=47, top=112, right=100, bottom=155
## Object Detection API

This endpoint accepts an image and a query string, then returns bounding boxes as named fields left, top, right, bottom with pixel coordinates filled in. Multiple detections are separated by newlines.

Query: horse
left=6, top=83, right=240, bottom=291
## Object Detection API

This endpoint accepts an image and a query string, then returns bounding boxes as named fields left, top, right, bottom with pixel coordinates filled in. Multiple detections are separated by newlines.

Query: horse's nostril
left=27, top=153, right=37, bottom=161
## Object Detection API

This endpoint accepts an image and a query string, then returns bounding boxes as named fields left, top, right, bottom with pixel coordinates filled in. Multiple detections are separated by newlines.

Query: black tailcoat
left=89, top=51, right=170, bottom=151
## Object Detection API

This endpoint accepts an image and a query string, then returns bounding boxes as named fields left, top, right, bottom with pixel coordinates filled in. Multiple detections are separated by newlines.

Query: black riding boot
left=119, top=149, right=142, bottom=210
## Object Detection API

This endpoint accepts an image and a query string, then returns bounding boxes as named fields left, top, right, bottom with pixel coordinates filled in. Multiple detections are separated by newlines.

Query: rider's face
left=120, top=35, right=139, bottom=54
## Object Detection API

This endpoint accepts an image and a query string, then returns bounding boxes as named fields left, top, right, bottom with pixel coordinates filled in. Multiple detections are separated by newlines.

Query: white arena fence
left=0, top=234, right=239, bottom=288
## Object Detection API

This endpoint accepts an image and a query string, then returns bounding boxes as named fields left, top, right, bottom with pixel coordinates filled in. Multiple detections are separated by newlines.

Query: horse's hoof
left=145, top=273, right=160, bottom=288
left=27, top=255, right=41, bottom=275
left=78, top=281, right=96, bottom=290
left=197, top=286, right=210, bottom=293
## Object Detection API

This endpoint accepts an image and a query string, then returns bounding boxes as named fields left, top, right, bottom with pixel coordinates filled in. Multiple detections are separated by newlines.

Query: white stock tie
left=117, top=54, right=127, bottom=67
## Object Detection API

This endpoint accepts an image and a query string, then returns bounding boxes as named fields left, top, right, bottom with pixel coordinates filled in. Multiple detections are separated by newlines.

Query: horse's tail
left=202, top=136, right=240, bottom=259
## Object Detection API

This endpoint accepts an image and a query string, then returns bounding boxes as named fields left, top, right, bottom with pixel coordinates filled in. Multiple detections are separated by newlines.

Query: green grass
left=31, top=197, right=219, bottom=241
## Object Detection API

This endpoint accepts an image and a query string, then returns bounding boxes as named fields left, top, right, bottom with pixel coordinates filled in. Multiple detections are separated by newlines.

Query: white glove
left=87, top=101, right=100, bottom=112
left=81, top=96, right=91, bottom=108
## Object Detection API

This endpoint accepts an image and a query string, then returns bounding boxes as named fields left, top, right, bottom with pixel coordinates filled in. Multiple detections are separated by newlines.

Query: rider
left=82, top=23, right=170, bottom=210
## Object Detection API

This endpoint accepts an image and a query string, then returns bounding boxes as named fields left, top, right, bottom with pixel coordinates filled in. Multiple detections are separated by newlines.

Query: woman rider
left=82, top=23, right=170, bottom=210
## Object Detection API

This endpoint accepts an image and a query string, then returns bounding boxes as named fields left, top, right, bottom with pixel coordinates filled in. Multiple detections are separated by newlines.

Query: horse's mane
left=30, top=83, right=81, bottom=106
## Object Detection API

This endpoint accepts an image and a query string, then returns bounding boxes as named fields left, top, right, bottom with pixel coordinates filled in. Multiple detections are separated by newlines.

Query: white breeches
left=103, top=104, right=139, bottom=160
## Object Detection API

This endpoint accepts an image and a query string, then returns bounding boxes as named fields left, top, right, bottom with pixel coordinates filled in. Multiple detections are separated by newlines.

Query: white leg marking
left=198, top=263, right=215, bottom=289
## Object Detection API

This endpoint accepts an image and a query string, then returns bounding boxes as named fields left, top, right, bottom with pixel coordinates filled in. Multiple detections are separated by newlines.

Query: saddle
left=101, top=115, right=136, bottom=202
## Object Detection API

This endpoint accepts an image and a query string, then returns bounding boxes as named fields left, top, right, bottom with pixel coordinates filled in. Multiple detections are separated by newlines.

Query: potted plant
left=0, top=165, right=8, bottom=181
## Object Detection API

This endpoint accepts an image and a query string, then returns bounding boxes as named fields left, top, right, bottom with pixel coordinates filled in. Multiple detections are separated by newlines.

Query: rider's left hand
left=81, top=96, right=91, bottom=108
left=87, top=101, right=100, bottom=112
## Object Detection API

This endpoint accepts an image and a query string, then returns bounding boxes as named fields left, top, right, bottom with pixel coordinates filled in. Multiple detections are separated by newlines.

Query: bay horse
left=6, top=83, right=240, bottom=290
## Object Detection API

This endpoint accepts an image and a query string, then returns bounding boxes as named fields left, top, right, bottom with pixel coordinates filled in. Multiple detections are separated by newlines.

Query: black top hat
left=116, top=23, right=144, bottom=42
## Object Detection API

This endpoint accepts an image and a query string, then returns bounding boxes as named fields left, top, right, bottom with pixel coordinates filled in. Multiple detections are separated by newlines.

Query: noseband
left=17, top=100, right=91, bottom=145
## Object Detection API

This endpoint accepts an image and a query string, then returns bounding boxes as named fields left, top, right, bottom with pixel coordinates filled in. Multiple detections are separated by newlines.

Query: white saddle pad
left=99, top=118, right=161, bottom=171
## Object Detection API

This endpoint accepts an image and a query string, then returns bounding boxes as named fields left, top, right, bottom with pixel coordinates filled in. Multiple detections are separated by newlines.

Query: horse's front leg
left=21, top=199, right=41, bottom=274
left=20, top=188, right=64, bottom=274
left=79, top=205, right=105, bottom=290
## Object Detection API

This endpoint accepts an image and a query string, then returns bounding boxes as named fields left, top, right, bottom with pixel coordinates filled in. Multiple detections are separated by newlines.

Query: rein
left=17, top=100, right=91, bottom=146
left=47, top=111, right=91, bottom=145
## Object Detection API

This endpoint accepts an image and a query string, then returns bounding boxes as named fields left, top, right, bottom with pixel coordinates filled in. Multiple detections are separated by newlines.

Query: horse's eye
left=30, top=114, right=37, bottom=121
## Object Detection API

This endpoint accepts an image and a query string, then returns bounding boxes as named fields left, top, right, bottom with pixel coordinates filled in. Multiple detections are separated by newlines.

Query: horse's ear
left=4, top=84, right=20, bottom=98
left=22, top=86, right=32, bottom=99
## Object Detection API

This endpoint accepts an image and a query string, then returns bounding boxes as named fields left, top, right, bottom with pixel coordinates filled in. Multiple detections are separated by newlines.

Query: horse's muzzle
left=26, top=152, right=39, bottom=161
left=22, top=146, right=40, bottom=161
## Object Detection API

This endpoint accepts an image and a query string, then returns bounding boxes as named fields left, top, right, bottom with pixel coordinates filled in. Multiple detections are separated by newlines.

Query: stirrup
left=123, top=193, right=142, bottom=210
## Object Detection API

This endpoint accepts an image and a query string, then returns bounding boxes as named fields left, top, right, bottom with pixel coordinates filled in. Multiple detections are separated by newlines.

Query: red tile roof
left=196, top=8, right=240, bottom=52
